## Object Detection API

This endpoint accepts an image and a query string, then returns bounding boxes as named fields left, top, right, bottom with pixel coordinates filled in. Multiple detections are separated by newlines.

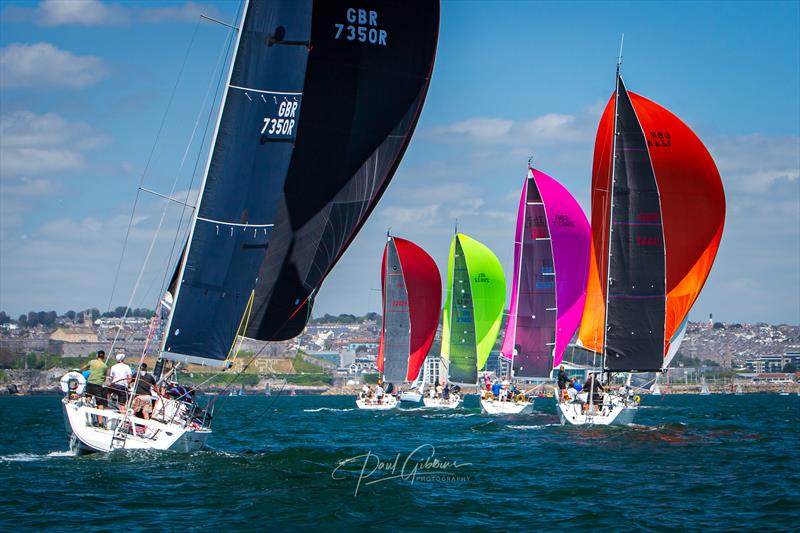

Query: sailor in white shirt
left=108, top=353, right=132, bottom=410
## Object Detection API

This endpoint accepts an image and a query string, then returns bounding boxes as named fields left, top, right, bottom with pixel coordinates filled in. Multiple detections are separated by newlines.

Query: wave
left=507, top=423, right=561, bottom=430
left=1, top=450, right=77, bottom=462
left=421, top=412, right=477, bottom=419
left=302, top=407, right=354, bottom=413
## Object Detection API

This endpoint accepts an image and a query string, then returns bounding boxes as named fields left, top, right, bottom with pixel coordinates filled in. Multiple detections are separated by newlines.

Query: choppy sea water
left=1, top=394, right=798, bottom=530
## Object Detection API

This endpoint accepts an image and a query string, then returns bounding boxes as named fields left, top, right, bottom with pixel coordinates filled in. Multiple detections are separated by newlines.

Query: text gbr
left=334, top=8, right=388, bottom=46
left=261, top=99, right=298, bottom=138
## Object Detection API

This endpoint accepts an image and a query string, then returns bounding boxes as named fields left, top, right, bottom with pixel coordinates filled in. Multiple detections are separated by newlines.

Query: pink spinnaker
left=501, top=168, right=590, bottom=375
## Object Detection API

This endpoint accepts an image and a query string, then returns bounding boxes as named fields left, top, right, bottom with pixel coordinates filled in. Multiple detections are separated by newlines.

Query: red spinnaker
left=579, top=86, right=725, bottom=360
left=378, top=237, right=441, bottom=381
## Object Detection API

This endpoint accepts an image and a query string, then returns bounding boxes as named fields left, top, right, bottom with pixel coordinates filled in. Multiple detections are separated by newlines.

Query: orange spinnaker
left=578, top=89, right=725, bottom=359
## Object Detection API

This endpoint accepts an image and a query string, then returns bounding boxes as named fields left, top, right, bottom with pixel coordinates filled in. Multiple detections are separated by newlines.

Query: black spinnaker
left=163, top=0, right=439, bottom=365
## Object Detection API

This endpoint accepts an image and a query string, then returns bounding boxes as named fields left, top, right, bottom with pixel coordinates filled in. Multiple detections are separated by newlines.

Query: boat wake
left=507, top=423, right=561, bottom=431
left=1, top=450, right=77, bottom=462
left=421, top=412, right=477, bottom=419
left=302, top=407, right=354, bottom=413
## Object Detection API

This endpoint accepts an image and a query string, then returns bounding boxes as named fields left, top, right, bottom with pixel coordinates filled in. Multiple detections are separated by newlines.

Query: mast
left=159, top=0, right=250, bottom=359
left=602, top=40, right=625, bottom=372
left=597, top=40, right=624, bottom=405
left=535, top=167, right=560, bottom=376
left=379, top=232, right=391, bottom=382
left=507, top=169, right=528, bottom=382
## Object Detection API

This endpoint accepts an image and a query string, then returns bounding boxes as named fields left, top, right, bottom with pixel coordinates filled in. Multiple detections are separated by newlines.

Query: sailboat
left=567, top=53, right=726, bottom=426
left=700, top=377, right=711, bottom=395
left=60, top=0, right=440, bottom=452
left=357, top=234, right=441, bottom=409
left=650, top=376, right=662, bottom=396
left=484, top=166, right=590, bottom=415
left=429, top=232, right=506, bottom=409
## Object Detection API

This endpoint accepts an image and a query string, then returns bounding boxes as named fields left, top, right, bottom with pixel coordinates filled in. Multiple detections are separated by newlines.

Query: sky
left=0, top=0, right=798, bottom=326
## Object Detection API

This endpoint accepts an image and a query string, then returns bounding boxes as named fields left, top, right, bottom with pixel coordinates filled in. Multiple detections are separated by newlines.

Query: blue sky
left=1, top=0, right=798, bottom=325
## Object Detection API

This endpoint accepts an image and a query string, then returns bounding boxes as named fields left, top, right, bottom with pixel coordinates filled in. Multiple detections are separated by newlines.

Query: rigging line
left=106, top=17, right=202, bottom=316
left=156, top=11, right=238, bottom=307
left=110, top=6, right=238, bottom=354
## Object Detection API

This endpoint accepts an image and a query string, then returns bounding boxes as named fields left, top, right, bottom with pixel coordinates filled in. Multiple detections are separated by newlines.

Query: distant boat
left=360, top=234, right=440, bottom=410
left=434, top=232, right=505, bottom=409
left=573, top=50, right=725, bottom=425
left=495, top=165, right=590, bottom=416
left=735, top=383, right=743, bottom=395
left=700, top=378, right=711, bottom=395
left=650, top=376, right=662, bottom=396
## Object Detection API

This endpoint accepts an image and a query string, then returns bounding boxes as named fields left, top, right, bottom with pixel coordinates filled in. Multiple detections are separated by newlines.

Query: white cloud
left=38, top=0, right=127, bottom=26
left=0, top=110, right=108, bottom=176
left=710, top=134, right=800, bottom=194
left=1, top=1, right=221, bottom=26
left=429, top=117, right=513, bottom=143
left=140, top=2, right=215, bottom=23
left=380, top=204, right=441, bottom=227
left=1, top=148, right=84, bottom=176
left=426, top=110, right=594, bottom=146
left=0, top=42, right=106, bottom=89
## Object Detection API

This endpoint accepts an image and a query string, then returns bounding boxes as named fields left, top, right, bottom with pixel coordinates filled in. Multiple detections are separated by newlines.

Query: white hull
left=62, top=398, right=210, bottom=454
left=356, top=395, right=398, bottom=410
left=399, top=391, right=422, bottom=403
left=480, top=398, right=533, bottom=415
left=422, top=395, right=462, bottom=409
left=557, top=399, right=637, bottom=426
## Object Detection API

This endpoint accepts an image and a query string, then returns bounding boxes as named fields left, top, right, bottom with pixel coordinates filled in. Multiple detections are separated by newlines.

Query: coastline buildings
left=745, top=348, right=800, bottom=373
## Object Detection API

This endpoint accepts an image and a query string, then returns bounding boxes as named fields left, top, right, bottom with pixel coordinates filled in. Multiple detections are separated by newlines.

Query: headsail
left=377, top=236, right=441, bottom=383
left=441, top=233, right=505, bottom=384
left=577, top=73, right=725, bottom=372
left=162, top=1, right=439, bottom=366
left=501, top=168, right=590, bottom=378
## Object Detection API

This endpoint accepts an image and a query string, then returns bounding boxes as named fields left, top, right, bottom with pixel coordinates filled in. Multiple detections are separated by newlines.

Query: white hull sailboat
left=422, top=394, right=462, bottom=409
left=63, top=397, right=210, bottom=454
left=498, top=165, right=591, bottom=418
left=399, top=390, right=423, bottom=403
left=569, top=49, right=725, bottom=426
left=355, top=395, right=399, bottom=411
left=439, top=233, right=506, bottom=412
left=359, top=235, right=441, bottom=411
left=61, top=1, right=440, bottom=451
left=480, top=398, right=533, bottom=415
left=557, top=394, right=637, bottom=426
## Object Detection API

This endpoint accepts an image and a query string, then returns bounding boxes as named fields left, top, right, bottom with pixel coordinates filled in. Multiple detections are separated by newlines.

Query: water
left=1, top=394, right=798, bottom=530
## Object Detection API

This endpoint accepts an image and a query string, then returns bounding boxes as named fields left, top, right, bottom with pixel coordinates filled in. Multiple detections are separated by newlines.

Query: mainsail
left=500, top=168, right=590, bottom=378
left=163, top=1, right=440, bottom=365
left=377, top=236, right=441, bottom=383
left=441, top=233, right=506, bottom=384
left=577, top=71, right=725, bottom=372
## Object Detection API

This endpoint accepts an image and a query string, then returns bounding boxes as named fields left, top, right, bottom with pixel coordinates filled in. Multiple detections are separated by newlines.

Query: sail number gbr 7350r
left=334, top=8, right=388, bottom=46
left=261, top=99, right=298, bottom=140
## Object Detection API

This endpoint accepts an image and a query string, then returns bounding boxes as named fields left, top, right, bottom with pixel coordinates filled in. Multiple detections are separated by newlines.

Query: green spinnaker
left=441, top=233, right=506, bottom=384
